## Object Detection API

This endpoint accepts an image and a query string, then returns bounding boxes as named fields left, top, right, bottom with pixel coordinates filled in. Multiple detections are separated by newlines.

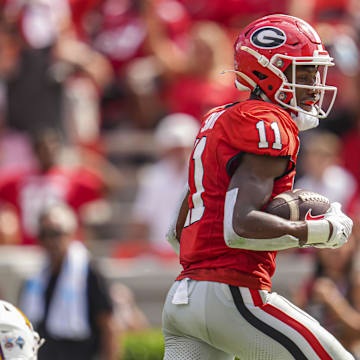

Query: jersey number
left=185, top=121, right=282, bottom=226
left=256, top=121, right=282, bottom=150
left=185, top=137, right=207, bottom=226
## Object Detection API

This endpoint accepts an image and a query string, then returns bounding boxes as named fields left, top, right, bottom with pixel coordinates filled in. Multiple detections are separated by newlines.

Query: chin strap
left=291, top=106, right=319, bottom=131
left=250, top=86, right=272, bottom=103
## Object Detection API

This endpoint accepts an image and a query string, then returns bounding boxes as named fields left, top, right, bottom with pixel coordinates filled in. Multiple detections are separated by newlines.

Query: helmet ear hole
left=253, top=71, right=267, bottom=80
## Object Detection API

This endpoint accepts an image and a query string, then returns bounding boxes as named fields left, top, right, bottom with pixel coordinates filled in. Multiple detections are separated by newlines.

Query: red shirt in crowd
left=166, top=76, right=243, bottom=121
left=0, top=166, right=104, bottom=245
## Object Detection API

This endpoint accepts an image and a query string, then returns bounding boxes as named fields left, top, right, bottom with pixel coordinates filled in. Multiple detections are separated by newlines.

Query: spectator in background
left=290, top=0, right=360, bottom=136
left=0, top=1, right=113, bottom=148
left=315, top=23, right=360, bottom=136
left=341, top=117, right=360, bottom=222
left=65, top=0, right=104, bottom=42
left=91, top=0, right=155, bottom=130
left=0, top=129, right=105, bottom=245
left=341, top=117, right=360, bottom=192
left=179, top=0, right=289, bottom=28
left=20, top=203, right=117, bottom=360
left=145, top=1, right=241, bottom=121
left=294, top=235, right=360, bottom=358
left=0, top=300, right=44, bottom=360
left=295, top=130, right=357, bottom=212
left=289, top=0, right=349, bottom=25
left=0, top=201, right=20, bottom=244
left=113, top=113, right=199, bottom=259
left=91, top=0, right=147, bottom=74
left=111, top=283, right=149, bottom=333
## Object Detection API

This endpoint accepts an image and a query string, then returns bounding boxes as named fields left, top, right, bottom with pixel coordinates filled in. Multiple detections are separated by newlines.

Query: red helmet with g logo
left=232, top=14, right=337, bottom=118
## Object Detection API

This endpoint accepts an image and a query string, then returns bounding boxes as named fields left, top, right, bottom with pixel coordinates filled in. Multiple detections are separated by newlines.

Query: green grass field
left=120, top=329, right=240, bottom=359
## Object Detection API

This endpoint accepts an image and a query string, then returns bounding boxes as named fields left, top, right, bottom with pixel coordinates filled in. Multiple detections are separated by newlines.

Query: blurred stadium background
left=1, top=0, right=360, bottom=358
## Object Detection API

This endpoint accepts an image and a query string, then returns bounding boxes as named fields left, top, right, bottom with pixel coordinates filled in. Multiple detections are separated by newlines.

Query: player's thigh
left=163, top=281, right=295, bottom=359
left=204, top=283, right=295, bottom=360
left=163, top=330, right=234, bottom=360
left=214, top=286, right=354, bottom=360
left=263, top=291, right=355, bottom=360
left=162, top=281, right=233, bottom=360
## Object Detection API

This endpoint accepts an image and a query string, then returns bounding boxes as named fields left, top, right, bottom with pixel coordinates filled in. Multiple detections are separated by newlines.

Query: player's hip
left=162, top=280, right=273, bottom=353
left=162, top=280, right=354, bottom=360
left=177, top=265, right=273, bottom=291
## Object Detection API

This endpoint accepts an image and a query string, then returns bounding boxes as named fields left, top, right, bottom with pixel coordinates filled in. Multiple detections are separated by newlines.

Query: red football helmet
left=231, top=14, right=337, bottom=118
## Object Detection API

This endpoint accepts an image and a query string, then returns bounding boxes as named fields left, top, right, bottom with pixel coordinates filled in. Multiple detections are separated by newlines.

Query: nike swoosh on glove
left=314, top=202, right=353, bottom=249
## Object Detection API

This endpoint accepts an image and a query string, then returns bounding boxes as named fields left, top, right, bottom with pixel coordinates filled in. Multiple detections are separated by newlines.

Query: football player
left=162, top=14, right=354, bottom=360
left=0, top=300, right=44, bottom=359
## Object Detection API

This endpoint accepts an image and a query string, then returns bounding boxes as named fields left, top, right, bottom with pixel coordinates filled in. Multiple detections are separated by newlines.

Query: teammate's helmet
left=232, top=14, right=337, bottom=118
left=0, top=301, right=44, bottom=360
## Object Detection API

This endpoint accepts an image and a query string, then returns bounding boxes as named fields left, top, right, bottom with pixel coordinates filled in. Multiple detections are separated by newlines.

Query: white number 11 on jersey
left=256, top=121, right=282, bottom=150
left=185, top=137, right=207, bottom=227
left=185, top=121, right=283, bottom=227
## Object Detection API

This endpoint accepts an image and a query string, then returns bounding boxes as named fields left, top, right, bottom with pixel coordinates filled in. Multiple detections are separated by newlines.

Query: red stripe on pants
left=249, top=289, right=263, bottom=306
left=261, top=303, right=332, bottom=360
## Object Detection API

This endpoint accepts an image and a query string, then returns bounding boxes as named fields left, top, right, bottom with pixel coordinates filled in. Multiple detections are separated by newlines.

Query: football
left=264, top=189, right=330, bottom=221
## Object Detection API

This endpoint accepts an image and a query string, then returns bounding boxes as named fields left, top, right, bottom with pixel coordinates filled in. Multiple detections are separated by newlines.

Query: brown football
left=264, top=189, right=330, bottom=221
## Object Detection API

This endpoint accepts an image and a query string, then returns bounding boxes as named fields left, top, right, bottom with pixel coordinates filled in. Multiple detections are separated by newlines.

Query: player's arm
left=166, top=187, right=190, bottom=254
left=176, top=190, right=190, bottom=240
left=224, top=153, right=352, bottom=250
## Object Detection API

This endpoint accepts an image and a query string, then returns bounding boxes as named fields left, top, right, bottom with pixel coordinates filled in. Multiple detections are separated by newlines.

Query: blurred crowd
left=1, top=0, right=360, bottom=358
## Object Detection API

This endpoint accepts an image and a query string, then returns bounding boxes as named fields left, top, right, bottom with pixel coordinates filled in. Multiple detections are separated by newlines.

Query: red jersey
left=177, top=100, right=300, bottom=291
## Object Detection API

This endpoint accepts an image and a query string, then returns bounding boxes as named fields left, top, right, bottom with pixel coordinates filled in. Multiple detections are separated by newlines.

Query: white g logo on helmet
left=250, top=27, right=287, bottom=49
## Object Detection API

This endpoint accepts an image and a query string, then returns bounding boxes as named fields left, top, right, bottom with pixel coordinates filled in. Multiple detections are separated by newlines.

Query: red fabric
left=154, top=0, right=192, bottom=40
left=93, top=11, right=147, bottom=72
left=312, top=0, right=349, bottom=23
left=341, top=129, right=360, bottom=219
left=346, top=189, right=360, bottom=220
left=177, top=100, right=299, bottom=291
left=250, top=289, right=264, bottom=306
left=92, top=0, right=192, bottom=72
left=0, top=167, right=104, bottom=245
left=68, top=0, right=104, bottom=40
left=166, top=76, right=242, bottom=121
left=178, top=0, right=289, bottom=25
left=341, top=131, right=360, bottom=188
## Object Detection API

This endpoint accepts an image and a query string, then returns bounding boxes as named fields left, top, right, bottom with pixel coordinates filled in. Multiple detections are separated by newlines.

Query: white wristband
left=306, top=220, right=330, bottom=245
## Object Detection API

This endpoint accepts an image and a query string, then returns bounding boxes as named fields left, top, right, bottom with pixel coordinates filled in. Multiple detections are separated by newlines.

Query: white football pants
left=162, top=279, right=354, bottom=360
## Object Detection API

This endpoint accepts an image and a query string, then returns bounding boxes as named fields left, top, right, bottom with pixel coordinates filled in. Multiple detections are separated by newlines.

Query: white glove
left=314, top=202, right=353, bottom=249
